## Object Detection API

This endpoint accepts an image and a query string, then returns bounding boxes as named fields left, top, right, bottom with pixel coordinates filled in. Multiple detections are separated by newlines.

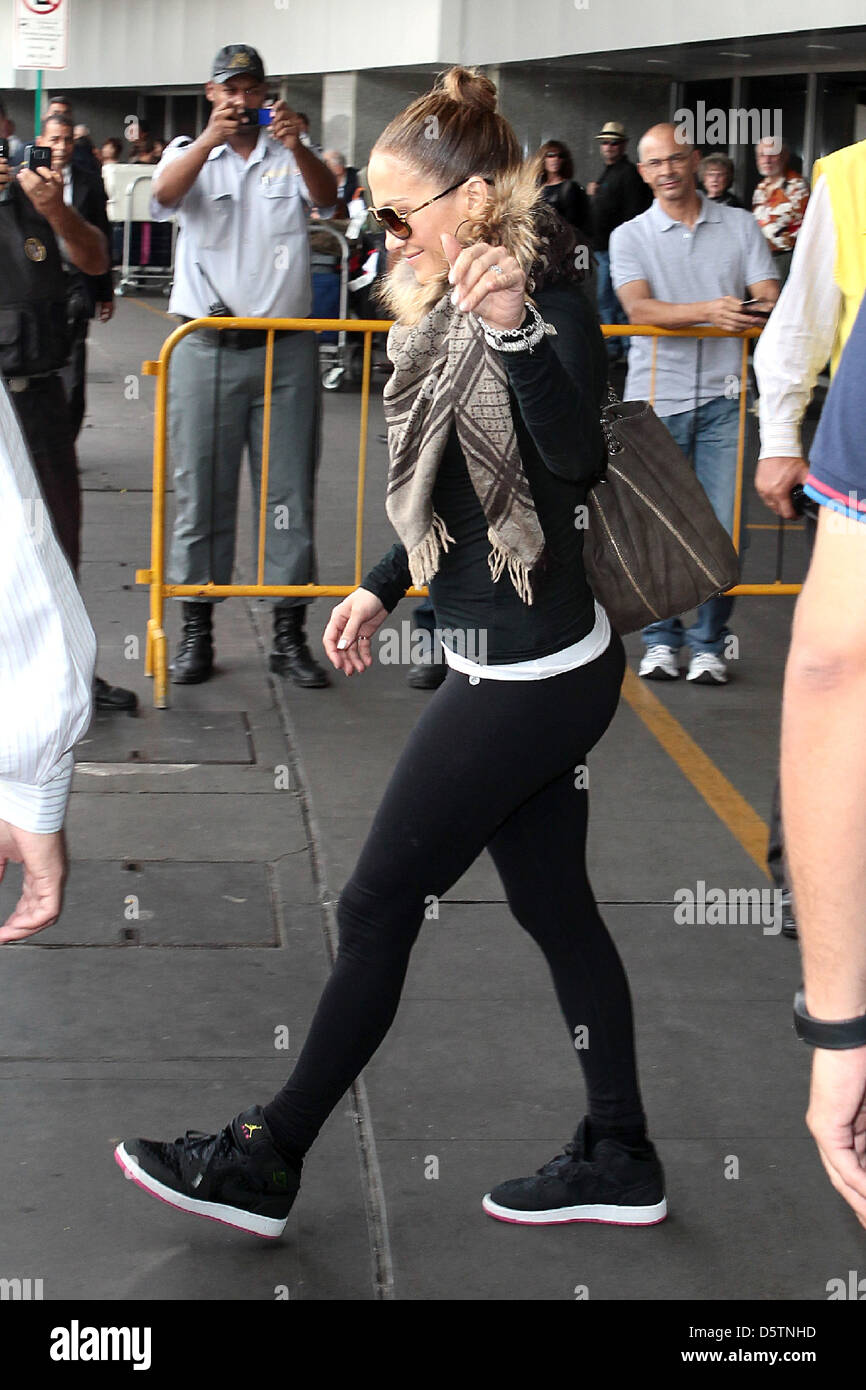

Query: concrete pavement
left=0, top=296, right=858, bottom=1303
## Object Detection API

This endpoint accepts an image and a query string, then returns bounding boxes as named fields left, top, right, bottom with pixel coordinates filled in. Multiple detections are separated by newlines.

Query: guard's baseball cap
left=211, top=44, right=266, bottom=84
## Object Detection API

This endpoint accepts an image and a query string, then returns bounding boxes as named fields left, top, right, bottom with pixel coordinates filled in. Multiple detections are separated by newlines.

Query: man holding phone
left=611, top=123, right=779, bottom=685
left=151, top=43, right=337, bottom=687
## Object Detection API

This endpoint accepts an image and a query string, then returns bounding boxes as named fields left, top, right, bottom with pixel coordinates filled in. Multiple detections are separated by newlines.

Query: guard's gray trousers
left=167, top=329, right=321, bottom=607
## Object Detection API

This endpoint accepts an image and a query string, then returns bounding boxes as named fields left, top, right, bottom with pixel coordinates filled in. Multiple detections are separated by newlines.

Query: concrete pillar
left=730, top=75, right=748, bottom=203
left=322, top=71, right=357, bottom=164
left=802, top=71, right=818, bottom=175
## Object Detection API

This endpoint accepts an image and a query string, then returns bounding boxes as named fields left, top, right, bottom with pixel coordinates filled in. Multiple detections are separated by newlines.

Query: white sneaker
left=686, top=651, right=728, bottom=684
left=638, top=645, right=680, bottom=681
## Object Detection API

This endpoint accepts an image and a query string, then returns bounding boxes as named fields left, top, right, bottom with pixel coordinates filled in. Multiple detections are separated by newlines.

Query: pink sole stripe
left=483, top=1210, right=668, bottom=1227
left=113, top=1148, right=281, bottom=1240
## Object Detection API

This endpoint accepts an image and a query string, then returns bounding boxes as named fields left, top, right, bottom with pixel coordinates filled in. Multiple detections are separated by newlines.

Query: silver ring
left=491, top=265, right=504, bottom=277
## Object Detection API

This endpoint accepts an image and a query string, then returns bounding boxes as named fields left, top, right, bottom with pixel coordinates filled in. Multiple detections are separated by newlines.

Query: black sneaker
left=482, top=1118, right=667, bottom=1227
left=114, top=1106, right=300, bottom=1239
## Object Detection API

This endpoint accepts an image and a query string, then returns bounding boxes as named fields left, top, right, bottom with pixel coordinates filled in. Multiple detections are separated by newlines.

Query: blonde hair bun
left=439, top=66, right=498, bottom=113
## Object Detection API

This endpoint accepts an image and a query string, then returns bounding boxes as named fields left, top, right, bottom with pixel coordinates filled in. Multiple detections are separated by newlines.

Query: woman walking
left=115, top=67, right=666, bottom=1236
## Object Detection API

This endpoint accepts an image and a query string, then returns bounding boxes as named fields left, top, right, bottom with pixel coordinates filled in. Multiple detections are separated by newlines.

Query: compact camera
left=239, top=107, right=274, bottom=127
left=24, top=145, right=52, bottom=172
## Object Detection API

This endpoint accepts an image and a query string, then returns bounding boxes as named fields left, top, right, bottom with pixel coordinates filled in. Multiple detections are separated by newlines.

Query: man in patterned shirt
left=752, top=138, right=810, bottom=285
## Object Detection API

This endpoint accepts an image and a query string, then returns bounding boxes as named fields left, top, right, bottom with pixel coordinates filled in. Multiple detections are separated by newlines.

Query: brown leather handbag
left=581, top=389, right=741, bottom=635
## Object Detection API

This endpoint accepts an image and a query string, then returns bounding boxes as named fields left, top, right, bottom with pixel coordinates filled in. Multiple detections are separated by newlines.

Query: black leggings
left=264, top=630, right=647, bottom=1158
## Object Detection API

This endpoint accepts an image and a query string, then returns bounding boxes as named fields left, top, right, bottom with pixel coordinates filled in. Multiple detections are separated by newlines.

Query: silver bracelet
left=476, top=302, right=555, bottom=354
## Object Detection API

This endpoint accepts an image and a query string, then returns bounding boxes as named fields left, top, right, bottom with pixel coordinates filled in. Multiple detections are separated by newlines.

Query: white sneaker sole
left=638, top=664, right=679, bottom=681
left=481, top=1193, right=668, bottom=1226
left=114, top=1144, right=287, bottom=1239
left=686, top=670, right=728, bottom=684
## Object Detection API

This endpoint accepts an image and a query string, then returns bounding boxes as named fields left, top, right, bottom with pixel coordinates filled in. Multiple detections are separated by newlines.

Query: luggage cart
left=309, top=222, right=350, bottom=390
left=104, top=164, right=177, bottom=297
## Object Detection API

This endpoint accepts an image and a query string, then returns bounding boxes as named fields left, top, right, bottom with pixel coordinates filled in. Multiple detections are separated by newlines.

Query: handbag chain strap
left=601, top=383, right=624, bottom=457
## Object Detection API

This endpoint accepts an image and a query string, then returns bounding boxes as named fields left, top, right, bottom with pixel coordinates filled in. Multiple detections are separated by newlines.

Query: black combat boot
left=170, top=602, right=214, bottom=684
left=270, top=607, right=329, bottom=688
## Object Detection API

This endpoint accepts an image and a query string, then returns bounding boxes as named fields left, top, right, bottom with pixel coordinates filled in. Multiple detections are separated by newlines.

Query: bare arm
left=782, top=507, right=866, bottom=1225
left=152, top=95, right=245, bottom=209
left=16, top=167, right=108, bottom=275
left=616, top=278, right=771, bottom=334
left=746, top=276, right=780, bottom=309
left=782, top=509, right=866, bottom=1021
left=152, top=134, right=214, bottom=208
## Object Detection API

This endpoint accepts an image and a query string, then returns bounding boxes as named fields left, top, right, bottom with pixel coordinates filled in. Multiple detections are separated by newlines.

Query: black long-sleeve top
left=540, top=179, right=592, bottom=236
left=361, top=281, right=609, bottom=665
left=589, top=157, right=652, bottom=253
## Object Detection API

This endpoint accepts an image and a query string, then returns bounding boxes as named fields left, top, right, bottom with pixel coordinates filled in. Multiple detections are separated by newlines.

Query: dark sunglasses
left=369, top=177, right=492, bottom=239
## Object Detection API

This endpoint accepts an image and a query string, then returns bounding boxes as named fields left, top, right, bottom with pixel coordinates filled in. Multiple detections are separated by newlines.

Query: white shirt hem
left=441, top=602, right=611, bottom=681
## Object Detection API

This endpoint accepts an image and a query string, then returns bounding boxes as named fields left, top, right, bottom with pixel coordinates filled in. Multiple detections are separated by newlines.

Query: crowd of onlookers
left=532, top=121, right=811, bottom=294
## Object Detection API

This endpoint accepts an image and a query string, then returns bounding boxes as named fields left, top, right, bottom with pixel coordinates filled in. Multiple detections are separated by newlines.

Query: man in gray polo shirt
left=151, top=44, right=337, bottom=687
left=610, top=123, right=778, bottom=685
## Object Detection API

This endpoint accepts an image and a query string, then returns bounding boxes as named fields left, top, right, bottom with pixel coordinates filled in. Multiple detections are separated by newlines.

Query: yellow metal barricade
left=137, top=317, right=801, bottom=708
left=137, top=316, right=403, bottom=706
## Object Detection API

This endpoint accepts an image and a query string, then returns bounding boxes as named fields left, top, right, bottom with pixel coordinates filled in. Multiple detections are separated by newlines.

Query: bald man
left=610, top=123, right=779, bottom=685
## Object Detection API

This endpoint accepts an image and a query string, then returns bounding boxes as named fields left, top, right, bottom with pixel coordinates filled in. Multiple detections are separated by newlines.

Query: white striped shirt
left=0, top=381, right=96, bottom=832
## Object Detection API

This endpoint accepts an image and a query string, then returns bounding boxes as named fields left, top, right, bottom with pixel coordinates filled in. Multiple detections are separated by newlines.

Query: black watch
left=793, top=989, right=866, bottom=1049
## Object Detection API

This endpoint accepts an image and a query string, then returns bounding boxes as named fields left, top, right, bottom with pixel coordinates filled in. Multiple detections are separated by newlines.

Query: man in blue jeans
left=611, top=122, right=779, bottom=684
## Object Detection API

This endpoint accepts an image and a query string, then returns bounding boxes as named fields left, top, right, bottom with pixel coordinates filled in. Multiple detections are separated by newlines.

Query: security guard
left=0, top=148, right=136, bottom=711
left=150, top=43, right=337, bottom=688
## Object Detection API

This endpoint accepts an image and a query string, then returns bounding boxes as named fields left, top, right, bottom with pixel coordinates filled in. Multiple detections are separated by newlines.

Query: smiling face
left=367, top=150, right=476, bottom=285
left=638, top=128, right=699, bottom=204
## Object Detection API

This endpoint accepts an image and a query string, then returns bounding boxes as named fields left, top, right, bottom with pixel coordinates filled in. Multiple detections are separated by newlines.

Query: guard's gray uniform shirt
left=151, top=131, right=317, bottom=319
left=610, top=193, right=777, bottom=415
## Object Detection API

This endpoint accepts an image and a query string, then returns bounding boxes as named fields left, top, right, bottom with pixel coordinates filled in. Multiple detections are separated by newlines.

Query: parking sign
left=14, top=0, right=70, bottom=71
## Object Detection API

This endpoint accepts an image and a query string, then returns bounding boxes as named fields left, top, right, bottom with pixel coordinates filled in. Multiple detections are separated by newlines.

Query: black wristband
left=793, top=989, right=866, bottom=1050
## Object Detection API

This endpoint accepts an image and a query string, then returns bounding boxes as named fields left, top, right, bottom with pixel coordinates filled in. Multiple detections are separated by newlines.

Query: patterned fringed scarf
left=382, top=292, right=546, bottom=605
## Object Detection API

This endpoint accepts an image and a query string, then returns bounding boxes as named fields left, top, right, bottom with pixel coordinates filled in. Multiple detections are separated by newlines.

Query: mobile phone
left=0, top=138, right=8, bottom=160
left=741, top=298, right=771, bottom=320
left=24, top=145, right=52, bottom=172
left=790, top=484, right=819, bottom=521
left=240, top=107, right=274, bottom=127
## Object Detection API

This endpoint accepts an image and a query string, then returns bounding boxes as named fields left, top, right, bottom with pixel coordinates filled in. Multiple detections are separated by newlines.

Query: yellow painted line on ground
left=621, top=667, right=770, bottom=878
left=129, top=299, right=174, bottom=321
